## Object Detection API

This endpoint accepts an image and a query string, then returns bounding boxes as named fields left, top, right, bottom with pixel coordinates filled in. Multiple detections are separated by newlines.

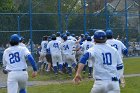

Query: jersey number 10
left=102, top=53, right=112, bottom=65
left=9, top=52, right=20, bottom=64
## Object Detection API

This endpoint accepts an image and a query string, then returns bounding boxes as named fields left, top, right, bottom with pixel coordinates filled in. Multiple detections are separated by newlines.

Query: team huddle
left=37, top=31, right=97, bottom=77
left=2, top=29, right=128, bottom=93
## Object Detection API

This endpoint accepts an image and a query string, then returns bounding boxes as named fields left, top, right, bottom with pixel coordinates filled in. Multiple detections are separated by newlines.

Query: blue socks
left=53, top=66, right=58, bottom=74
left=19, top=89, right=26, bottom=93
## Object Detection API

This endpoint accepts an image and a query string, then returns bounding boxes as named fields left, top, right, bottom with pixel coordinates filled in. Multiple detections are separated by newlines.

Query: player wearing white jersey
left=56, top=32, right=63, bottom=43
left=81, top=36, right=94, bottom=78
left=38, top=36, right=49, bottom=71
left=47, top=34, right=63, bottom=76
left=106, top=29, right=128, bottom=87
left=74, top=30, right=123, bottom=93
left=60, top=35, right=77, bottom=76
left=2, top=34, right=37, bottom=93
left=106, top=30, right=127, bottom=58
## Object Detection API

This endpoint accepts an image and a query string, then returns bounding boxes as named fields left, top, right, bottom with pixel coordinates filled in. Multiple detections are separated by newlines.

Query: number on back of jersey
left=63, top=45, right=69, bottom=50
left=111, top=44, right=118, bottom=50
left=9, top=52, right=20, bottom=64
left=53, top=43, right=59, bottom=48
left=102, top=52, right=112, bottom=65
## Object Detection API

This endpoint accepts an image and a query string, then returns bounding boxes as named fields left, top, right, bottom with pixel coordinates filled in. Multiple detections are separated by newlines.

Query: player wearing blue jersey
left=73, top=30, right=123, bottom=93
left=2, top=34, right=37, bottom=93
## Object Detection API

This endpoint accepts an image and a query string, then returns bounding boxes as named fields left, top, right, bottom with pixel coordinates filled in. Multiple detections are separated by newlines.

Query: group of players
left=38, top=30, right=127, bottom=79
left=2, top=29, right=128, bottom=93
left=38, top=31, right=96, bottom=77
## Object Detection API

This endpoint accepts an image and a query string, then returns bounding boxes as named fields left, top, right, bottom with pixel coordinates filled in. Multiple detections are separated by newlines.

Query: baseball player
left=81, top=36, right=94, bottom=78
left=73, top=30, right=123, bottom=93
left=60, top=35, right=77, bottom=76
left=38, top=36, right=49, bottom=71
left=66, top=31, right=76, bottom=41
left=2, top=34, right=37, bottom=93
left=106, top=29, right=128, bottom=87
left=47, top=34, right=63, bottom=76
left=56, top=32, right=63, bottom=43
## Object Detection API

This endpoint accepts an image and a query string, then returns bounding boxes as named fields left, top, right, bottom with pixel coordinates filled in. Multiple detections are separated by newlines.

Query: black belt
left=112, top=77, right=118, bottom=81
left=8, top=69, right=26, bottom=72
left=22, top=69, right=26, bottom=71
left=96, top=77, right=118, bottom=81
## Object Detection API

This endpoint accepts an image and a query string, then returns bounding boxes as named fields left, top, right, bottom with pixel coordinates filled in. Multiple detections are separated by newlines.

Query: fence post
left=65, top=15, right=68, bottom=31
left=125, top=0, right=129, bottom=48
left=17, top=16, right=20, bottom=36
left=29, top=0, right=33, bottom=54
left=58, top=0, right=62, bottom=33
left=104, top=0, right=110, bottom=30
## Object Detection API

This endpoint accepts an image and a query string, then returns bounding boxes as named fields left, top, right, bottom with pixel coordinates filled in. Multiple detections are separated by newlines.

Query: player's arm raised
left=73, top=52, right=90, bottom=84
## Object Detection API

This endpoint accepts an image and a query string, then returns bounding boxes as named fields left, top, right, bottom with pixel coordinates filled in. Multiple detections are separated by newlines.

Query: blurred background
left=0, top=0, right=139, bottom=63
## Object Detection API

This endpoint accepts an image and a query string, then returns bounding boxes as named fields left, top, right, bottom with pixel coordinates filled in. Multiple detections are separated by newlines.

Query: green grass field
left=0, top=57, right=140, bottom=93
left=28, top=57, right=140, bottom=81
left=124, top=57, right=140, bottom=74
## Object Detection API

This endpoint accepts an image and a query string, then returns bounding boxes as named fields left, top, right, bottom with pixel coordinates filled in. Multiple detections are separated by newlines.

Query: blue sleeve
left=122, top=48, right=128, bottom=56
left=27, top=54, right=37, bottom=71
left=80, top=52, right=90, bottom=64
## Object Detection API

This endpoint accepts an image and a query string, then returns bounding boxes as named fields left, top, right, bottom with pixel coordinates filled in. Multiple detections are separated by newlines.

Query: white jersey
left=61, top=40, right=76, bottom=55
left=68, top=36, right=77, bottom=41
left=47, top=40, right=61, bottom=55
left=56, top=37, right=63, bottom=43
left=3, top=45, right=30, bottom=71
left=106, top=39, right=127, bottom=58
left=87, top=43, right=123, bottom=80
left=81, top=41, right=94, bottom=53
left=41, top=40, right=48, bottom=53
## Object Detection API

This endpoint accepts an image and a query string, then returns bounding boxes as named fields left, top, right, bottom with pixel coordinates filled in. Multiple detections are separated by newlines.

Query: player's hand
left=73, top=74, right=82, bottom=84
left=32, top=71, right=37, bottom=78
left=2, top=69, right=8, bottom=74
left=120, top=77, right=125, bottom=88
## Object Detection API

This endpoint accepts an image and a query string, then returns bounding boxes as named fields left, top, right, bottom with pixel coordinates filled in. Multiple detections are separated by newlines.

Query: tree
left=0, top=0, right=16, bottom=12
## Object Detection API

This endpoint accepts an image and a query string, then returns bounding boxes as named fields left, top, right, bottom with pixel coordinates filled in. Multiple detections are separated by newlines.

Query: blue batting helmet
left=19, top=36, right=25, bottom=42
left=62, top=35, right=67, bottom=41
left=106, top=29, right=113, bottom=39
left=10, top=34, right=19, bottom=43
left=87, top=36, right=92, bottom=41
left=51, top=34, right=56, bottom=40
left=71, top=33, right=75, bottom=37
left=66, top=31, right=70, bottom=36
left=94, top=30, right=107, bottom=43
left=80, top=34, right=85, bottom=38
left=85, top=33, right=89, bottom=39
